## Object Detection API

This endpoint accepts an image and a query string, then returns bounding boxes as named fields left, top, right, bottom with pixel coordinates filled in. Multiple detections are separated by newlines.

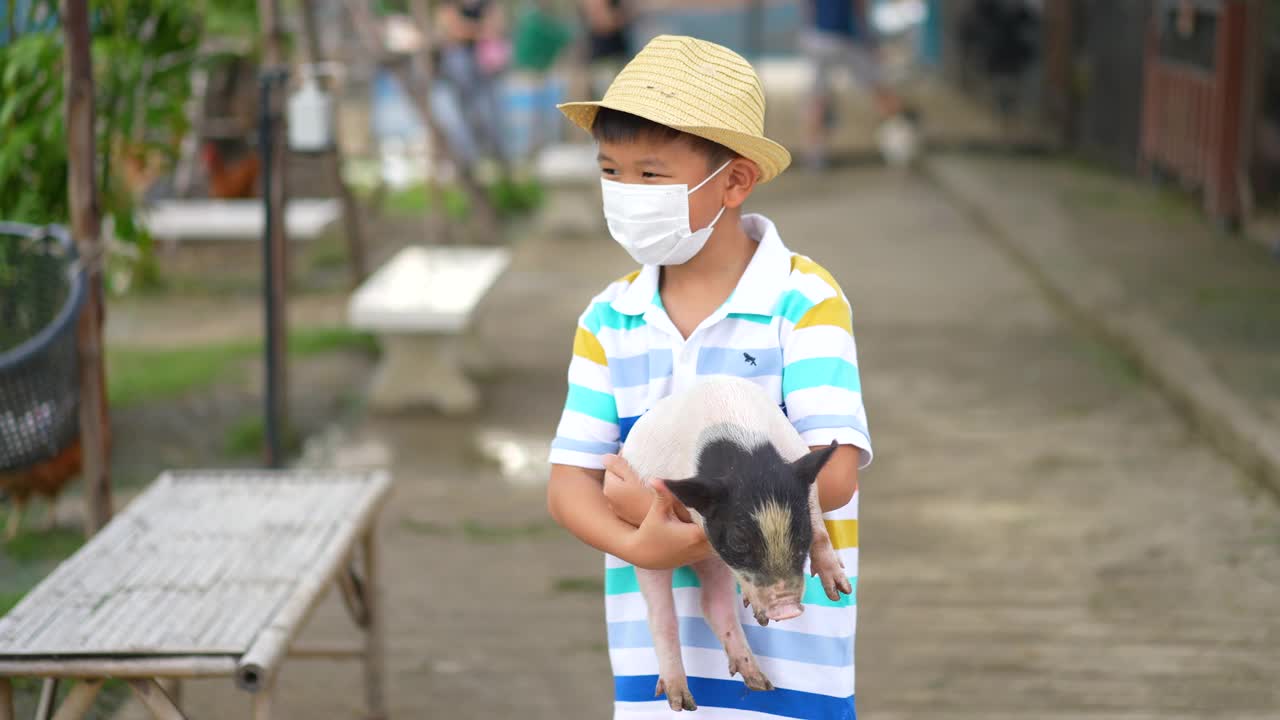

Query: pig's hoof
left=656, top=677, right=697, bottom=711
left=729, top=656, right=774, bottom=692
left=810, top=547, right=851, bottom=601
left=751, top=607, right=770, bottom=626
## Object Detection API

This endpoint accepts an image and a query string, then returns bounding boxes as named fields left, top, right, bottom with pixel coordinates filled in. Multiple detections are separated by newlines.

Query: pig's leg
left=635, top=567, right=696, bottom=711
left=693, top=558, right=774, bottom=692
left=807, top=484, right=853, bottom=601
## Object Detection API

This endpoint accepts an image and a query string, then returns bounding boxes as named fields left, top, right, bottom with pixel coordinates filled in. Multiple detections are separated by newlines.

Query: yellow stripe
left=791, top=255, right=842, bottom=296
left=795, top=296, right=852, bottom=334
left=615, top=269, right=641, bottom=285
left=573, top=326, right=608, bottom=366
left=823, top=519, right=859, bottom=550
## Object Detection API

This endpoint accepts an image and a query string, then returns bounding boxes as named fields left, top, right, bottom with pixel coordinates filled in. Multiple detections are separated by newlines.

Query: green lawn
left=108, top=327, right=377, bottom=407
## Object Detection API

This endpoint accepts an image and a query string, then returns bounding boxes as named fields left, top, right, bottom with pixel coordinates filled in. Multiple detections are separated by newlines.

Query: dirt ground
left=101, top=164, right=1280, bottom=719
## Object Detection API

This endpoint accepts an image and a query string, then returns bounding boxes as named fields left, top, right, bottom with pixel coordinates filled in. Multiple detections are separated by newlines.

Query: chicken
left=201, top=140, right=261, bottom=199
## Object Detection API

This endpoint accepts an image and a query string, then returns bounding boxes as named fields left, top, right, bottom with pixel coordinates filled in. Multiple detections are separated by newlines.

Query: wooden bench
left=140, top=199, right=342, bottom=244
left=0, top=469, right=391, bottom=720
left=348, top=245, right=510, bottom=415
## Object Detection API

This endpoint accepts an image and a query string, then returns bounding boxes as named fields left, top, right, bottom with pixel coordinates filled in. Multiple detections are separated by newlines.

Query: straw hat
left=558, top=35, right=791, bottom=182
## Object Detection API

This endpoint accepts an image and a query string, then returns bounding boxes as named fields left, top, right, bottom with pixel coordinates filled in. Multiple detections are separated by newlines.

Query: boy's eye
left=601, top=168, right=618, bottom=176
left=641, top=172, right=660, bottom=179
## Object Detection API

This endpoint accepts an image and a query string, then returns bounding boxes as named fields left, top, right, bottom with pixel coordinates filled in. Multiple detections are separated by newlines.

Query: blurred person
left=580, top=0, right=633, bottom=97
left=801, top=0, right=917, bottom=170
left=435, top=0, right=511, bottom=169
left=547, top=35, right=870, bottom=719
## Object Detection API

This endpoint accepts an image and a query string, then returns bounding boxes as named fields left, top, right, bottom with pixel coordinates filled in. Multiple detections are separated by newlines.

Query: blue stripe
left=791, top=414, right=863, bottom=435
left=696, top=347, right=782, bottom=378
left=584, top=301, right=648, bottom=334
left=564, top=384, right=618, bottom=423
left=776, top=289, right=817, bottom=325
left=550, top=437, right=619, bottom=455
left=727, top=312, right=774, bottom=325
left=615, top=676, right=856, bottom=719
left=782, top=358, right=861, bottom=396
left=609, top=349, right=673, bottom=388
left=608, top=617, right=853, bottom=667
left=618, top=415, right=641, bottom=443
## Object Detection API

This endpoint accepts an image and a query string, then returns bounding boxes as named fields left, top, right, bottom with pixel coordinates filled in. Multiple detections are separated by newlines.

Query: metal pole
left=258, top=69, right=286, bottom=469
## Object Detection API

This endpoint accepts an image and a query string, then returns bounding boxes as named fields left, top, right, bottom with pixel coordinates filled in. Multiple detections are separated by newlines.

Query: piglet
left=620, top=376, right=852, bottom=711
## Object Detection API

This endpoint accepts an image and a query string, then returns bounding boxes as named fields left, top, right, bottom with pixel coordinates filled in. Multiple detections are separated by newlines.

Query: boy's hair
left=592, top=108, right=739, bottom=171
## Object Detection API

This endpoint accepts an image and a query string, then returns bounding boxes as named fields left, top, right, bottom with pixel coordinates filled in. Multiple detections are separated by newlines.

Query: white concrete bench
left=348, top=245, right=511, bottom=414
left=0, top=469, right=392, bottom=720
left=533, top=142, right=603, bottom=235
left=140, top=199, right=342, bottom=244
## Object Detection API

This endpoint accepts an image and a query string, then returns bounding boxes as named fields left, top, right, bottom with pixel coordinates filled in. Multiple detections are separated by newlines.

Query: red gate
left=1140, top=0, right=1261, bottom=224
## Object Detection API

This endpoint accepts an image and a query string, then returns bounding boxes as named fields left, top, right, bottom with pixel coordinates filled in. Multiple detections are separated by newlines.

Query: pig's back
left=621, top=377, right=808, bottom=482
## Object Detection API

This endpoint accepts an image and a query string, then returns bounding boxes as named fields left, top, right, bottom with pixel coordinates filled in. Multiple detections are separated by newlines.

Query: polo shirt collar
left=609, top=213, right=791, bottom=318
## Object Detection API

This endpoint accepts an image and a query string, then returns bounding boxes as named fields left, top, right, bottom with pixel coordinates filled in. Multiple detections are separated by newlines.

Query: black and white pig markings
left=620, top=377, right=853, bottom=711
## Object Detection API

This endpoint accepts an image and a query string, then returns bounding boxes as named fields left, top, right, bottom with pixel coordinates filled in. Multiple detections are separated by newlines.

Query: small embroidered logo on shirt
left=743, top=352, right=757, bottom=366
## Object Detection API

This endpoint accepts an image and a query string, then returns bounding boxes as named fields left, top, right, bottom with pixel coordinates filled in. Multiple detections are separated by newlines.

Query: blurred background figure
left=435, top=0, right=511, bottom=173
left=580, top=0, right=634, bottom=98
left=800, top=0, right=915, bottom=170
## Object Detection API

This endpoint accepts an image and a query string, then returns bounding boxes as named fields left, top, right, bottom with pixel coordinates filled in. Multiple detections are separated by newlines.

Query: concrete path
left=118, top=165, right=1280, bottom=719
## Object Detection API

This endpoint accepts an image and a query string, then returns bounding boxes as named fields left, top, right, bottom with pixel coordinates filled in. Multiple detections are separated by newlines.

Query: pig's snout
left=766, top=602, right=803, bottom=622
left=756, top=579, right=805, bottom=622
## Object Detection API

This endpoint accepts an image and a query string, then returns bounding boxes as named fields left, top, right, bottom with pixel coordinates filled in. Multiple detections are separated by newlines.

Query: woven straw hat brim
left=559, top=100, right=791, bottom=183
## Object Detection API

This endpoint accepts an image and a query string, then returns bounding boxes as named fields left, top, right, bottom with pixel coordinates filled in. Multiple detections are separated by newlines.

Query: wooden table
left=0, top=469, right=392, bottom=720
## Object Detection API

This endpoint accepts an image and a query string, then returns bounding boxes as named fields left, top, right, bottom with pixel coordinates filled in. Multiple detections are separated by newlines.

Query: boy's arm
left=548, top=464, right=711, bottom=569
left=812, top=444, right=860, bottom=512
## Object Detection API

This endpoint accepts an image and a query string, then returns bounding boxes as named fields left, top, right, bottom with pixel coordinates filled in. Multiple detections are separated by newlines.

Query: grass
left=108, top=327, right=377, bottom=407
left=460, top=519, right=559, bottom=543
left=3, top=526, right=84, bottom=565
left=379, top=179, right=544, bottom=220
left=0, top=590, right=25, bottom=616
left=552, top=576, right=603, bottom=594
left=223, top=415, right=303, bottom=458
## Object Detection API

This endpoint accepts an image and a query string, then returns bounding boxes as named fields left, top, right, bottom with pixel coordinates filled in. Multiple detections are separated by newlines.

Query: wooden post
left=299, top=0, right=369, bottom=286
left=0, top=677, right=13, bottom=720
left=258, top=0, right=290, bottom=467
left=127, top=679, right=188, bottom=720
left=49, top=679, right=103, bottom=720
left=362, top=528, right=387, bottom=720
left=35, top=679, right=58, bottom=720
left=63, top=0, right=113, bottom=536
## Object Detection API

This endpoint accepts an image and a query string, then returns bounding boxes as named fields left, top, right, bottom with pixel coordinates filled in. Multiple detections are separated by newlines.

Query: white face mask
left=600, top=160, right=732, bottom=266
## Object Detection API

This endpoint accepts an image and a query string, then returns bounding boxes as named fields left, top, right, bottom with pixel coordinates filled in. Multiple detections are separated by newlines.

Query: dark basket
left=0, top=222, right=87, bottom=473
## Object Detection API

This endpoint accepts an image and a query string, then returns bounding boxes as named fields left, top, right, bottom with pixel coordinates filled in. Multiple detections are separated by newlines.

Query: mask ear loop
left=687, top=159, right=734, bottom=196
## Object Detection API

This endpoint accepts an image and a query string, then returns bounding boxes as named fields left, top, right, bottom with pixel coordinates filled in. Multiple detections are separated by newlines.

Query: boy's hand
left=623, top=479, right=712, bottom=570
left=603, top=454, right=694, bottom=526
left=602, top=454, right=652, bottom=527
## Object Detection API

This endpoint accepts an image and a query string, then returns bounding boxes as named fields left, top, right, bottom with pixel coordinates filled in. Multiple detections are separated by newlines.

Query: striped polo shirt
left=549, top=213, right=871, bottom=720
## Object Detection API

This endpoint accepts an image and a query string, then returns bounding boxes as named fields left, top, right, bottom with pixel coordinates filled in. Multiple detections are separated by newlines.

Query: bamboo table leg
left=50, top=679, right=103, bottom=720
left=127, top=679, right=187, bottom=720
left=251, top=684, right=273, bottom=720
left=362, top=528, right=387, bottom=720
left=0, top=678, right=13, bottom=720
left=35, top=679, right=58, bottom=720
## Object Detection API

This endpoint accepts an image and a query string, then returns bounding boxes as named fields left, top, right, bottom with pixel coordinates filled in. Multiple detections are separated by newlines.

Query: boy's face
left=597, top=135, right=728, bottom=234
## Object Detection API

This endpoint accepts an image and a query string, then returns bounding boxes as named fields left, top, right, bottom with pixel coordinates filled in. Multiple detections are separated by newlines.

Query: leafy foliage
left=0, top=0, right=253, bottom=292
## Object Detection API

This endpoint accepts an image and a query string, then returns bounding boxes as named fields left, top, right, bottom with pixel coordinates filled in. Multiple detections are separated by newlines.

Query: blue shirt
left=811, top=0, right=860, bottom=37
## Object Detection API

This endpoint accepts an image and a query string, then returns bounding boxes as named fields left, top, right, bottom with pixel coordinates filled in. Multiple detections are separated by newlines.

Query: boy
left=547, top=35, right=872, bottom=719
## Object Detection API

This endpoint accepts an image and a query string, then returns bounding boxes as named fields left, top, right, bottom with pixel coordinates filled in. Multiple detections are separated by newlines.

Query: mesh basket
left=0, top=222, right=86, bottom=473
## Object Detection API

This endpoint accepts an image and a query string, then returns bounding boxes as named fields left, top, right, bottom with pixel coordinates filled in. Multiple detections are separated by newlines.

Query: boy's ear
left=663, top=476, right=726, bottom=514
left=792, top=441, right=839, bottom=486
left=722, top=157, right=760, bottom=209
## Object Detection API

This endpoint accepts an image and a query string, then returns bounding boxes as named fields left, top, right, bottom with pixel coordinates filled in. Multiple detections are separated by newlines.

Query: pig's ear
left=792, top=441, right=839, bottom=485
left=663, top=476, right=725, bottom=514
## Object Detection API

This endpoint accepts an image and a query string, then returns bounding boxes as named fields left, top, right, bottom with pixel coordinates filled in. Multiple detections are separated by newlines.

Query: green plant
left=1, top=0, right=204, bottom=292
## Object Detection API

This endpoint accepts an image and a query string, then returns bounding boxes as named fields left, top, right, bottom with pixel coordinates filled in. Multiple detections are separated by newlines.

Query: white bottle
left=288, top=72, right=334, bottom=153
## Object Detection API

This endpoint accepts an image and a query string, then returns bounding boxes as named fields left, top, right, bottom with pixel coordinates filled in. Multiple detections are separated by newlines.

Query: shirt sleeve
left=781, top=294, right=873, bottom=468
left=547, top=313, right=621, bottom=470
